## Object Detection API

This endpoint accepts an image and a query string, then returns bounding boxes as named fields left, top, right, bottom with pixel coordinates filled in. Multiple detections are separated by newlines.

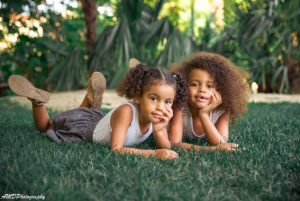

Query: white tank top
left=92, top=102, right=153, bottom=146
left=183, top=105, right=225, bottom=139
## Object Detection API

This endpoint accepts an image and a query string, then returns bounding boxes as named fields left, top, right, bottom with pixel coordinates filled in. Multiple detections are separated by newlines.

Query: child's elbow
left=164, top=143, right=172, bottom=149
left=157, top=142, right=172, bottom=149
left=111, top=145, right=123, bottom=153
left=208, top=138, right=228, bottom=145
left=170, top=139, right=182, bottom=147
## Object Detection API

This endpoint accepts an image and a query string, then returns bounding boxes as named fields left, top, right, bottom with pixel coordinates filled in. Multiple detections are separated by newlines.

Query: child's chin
left=151, top=118, right=163, bottom=124
left=195, top=102, right=209, bottom=109
left=153, top=118, right=162, bottom=123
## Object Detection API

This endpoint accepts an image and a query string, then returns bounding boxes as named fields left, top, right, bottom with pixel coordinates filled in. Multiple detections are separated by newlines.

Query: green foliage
left=0, top=0, right=44, bottom=34
left=218, top=0, right=300, bottom=93
left=1, top=0, right=299, bottom=93
left=1, top=36, right=51, bottom=88
left=0, top=1, right=87, bottom=90
left=89, top=19, right=135, bottom=88
left=155, top=26, right=193, bottom=66
left=46, top=48, right=87, bottom=91
left=1, top=99, right=299, bottom=200
left=89, top=0, right=192, bottom=88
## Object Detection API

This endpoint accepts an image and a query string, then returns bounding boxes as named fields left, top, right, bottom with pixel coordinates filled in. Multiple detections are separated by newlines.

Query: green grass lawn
left=0, top=98, right=299, bottom=201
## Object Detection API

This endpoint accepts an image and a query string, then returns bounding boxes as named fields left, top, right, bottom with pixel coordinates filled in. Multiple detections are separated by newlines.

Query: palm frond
left=46, top=49, right=87, bottom=91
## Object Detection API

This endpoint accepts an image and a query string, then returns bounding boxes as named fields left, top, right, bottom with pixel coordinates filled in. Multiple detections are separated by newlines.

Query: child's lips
left=152, top=113, right=162, bottom=118
left=152, top=112, right=163, bottom=119
left=195, top=95, right=208, bottom=102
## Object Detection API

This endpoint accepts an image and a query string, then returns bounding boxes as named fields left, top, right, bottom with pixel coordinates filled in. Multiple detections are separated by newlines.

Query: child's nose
left=198, top=85, right=206, bottom=93
left=156, top=102, right=164, bottom=111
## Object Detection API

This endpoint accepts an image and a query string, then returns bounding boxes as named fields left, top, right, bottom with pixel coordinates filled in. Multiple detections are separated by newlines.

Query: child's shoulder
left=110, top=103, right=135, bottom=125
left=213, top=108, right=226, bottom=115
left=211, top=108, right=228, bottom=123
left=114, top=103, right=134, bottom=115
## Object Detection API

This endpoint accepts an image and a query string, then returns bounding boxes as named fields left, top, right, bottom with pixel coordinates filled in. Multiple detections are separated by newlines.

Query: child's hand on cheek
left=199, top=89, right=222, bottom=115
left=153, top=105, right=173, bottom=133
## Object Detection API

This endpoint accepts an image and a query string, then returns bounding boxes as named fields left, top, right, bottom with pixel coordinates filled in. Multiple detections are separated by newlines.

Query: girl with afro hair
left=169, top=52, right=248, bottom=151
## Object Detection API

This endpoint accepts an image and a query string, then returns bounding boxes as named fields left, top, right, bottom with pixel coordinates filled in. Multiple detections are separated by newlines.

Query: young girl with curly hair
left=169, top=52, right=248, bottom=151
left=8, top=59, right=187, bottom=160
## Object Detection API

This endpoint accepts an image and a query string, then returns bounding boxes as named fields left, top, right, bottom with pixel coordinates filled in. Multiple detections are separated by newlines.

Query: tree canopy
left=0, top=0, right=299, bottom=93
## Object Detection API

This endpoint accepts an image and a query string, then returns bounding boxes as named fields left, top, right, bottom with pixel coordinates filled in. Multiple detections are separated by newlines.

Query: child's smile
left=192, top=93, right=211, bottom=108
left=195, top=94, right=209, bottom=102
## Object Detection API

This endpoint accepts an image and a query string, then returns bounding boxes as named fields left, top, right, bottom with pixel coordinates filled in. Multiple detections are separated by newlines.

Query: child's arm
left=152, top=106, right=174, bottom=149
left=169, top=109, right=184, bottom=146
left=169, top=109, right=237, bottom=151
left=198, top=90, right=229, bottom=145
left=114, top=147, right=178, bottom=160
left=199, top=112, right=229, bottom=145
left=110, top=105, right=178, bottom=160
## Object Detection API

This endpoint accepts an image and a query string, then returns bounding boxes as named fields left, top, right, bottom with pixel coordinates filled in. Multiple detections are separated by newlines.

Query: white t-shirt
left=93, top=102, right=153, bottom=146
left=183, top=105, right=225, bottom=139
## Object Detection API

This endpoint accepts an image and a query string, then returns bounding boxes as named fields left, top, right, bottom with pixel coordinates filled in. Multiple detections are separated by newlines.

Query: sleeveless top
left=92, top=102, right=153, bottom=146
left=183, top=105, right=225, bottom=139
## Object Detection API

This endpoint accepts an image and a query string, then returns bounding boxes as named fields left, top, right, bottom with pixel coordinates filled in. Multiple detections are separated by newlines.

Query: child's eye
left=189, top=82, right=198, bottom=87
left=165, top=100, right=173, bottom=105
left=150, top=97, right=158, bottom=102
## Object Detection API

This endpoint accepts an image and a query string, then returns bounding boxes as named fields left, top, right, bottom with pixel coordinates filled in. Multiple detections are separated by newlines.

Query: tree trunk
left=287, top=56, right=300, bottom=93
left=81, top=0, right=97, bottom=52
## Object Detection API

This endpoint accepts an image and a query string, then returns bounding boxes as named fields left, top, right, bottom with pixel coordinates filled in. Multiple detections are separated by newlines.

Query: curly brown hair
left=117, top=63, right=188, bottom=109
left=179, top=52, right=248, bottom=126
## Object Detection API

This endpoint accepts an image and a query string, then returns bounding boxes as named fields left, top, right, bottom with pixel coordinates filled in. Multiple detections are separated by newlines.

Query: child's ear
left=129, top=58, right=141, bottom=69
left=134, top=96, right=140, bottom=104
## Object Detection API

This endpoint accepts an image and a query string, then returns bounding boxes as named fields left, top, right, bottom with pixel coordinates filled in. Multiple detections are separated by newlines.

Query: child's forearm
left=112, top=147, right=179, bottom=160
left=173, top=142, right=239, bottom=152
left=173, top=142, right=220, bottom=151
left=199, top=113, right=227, bottom=145
left=153, top=128, right=171, bottom=149
left=113, top=147, right=155, bottom=158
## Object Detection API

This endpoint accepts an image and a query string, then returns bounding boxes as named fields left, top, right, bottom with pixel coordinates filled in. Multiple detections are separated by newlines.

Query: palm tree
left=88, top=0, right=193, bottom=88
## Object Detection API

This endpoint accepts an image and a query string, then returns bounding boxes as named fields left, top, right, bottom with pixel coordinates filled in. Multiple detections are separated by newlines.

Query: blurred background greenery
left=0, top=0, right=299, bottom=93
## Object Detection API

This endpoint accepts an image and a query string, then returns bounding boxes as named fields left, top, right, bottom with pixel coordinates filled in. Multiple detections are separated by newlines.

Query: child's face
left=137, top=83, right=176, bottom=124
left=187, top=69, right=215, bottom=109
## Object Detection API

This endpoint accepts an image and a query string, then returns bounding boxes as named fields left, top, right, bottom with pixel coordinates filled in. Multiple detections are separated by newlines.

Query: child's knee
left=35, top=122, right=52, bottom=132
left=35, top=125, right=47, bottom=132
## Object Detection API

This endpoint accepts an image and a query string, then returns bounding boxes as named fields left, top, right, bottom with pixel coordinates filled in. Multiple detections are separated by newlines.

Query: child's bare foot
left=8, top=75, right=50, bottom=105
left=87, top=72, right=106, bottom=109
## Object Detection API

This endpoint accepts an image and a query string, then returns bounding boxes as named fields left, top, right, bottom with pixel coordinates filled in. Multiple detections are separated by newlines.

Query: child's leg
left=79, top=72, right=106, bottom=109
left=79, top=94, right=91, bottom=108
left=8, top=75, right=52, bottom=132
left=79, top=93, right=101, bottom=108
left=31, top=103, right=51, bottom=132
